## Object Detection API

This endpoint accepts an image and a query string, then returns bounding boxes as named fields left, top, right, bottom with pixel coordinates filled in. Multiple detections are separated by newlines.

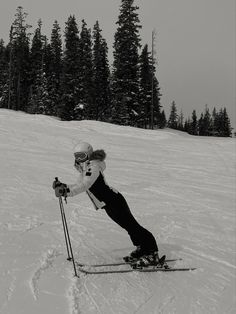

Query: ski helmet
left=74, top=142, right=93, bottom=162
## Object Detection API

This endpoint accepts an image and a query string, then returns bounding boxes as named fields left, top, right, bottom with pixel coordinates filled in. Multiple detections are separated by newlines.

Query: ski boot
left=131, top=252, right=167, bottom=269
left=123, top=246, right=144, bottom=263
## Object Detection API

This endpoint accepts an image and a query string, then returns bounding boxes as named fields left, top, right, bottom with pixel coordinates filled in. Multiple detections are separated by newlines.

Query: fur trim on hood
left=90, top=149, right=106, bottom=161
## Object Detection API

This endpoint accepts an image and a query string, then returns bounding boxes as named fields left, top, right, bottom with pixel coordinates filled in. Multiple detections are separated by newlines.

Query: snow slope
left=0, top=109, right=235, bottom=314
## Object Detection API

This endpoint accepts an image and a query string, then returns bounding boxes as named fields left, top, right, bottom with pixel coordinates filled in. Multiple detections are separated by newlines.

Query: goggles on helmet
left=74, top=151, right=88, bottom=163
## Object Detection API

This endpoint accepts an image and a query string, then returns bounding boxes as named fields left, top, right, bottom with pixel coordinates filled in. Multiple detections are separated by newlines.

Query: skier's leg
left=104, top=193, right=158, bottom=253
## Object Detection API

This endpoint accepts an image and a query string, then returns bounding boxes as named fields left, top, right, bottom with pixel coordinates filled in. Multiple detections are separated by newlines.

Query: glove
left=52, top=178, right=69, bottom=197
left=54, top=184, right=68, bottom=197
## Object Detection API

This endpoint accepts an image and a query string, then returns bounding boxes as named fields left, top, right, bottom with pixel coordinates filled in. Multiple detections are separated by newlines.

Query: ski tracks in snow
left=0, top=271, right=17, bottom=313
left=29, top=248, right=61, bottom=300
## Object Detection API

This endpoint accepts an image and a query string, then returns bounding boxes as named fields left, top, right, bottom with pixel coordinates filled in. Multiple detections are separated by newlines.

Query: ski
left=78, top=266, right=196, bottom=275
left=75, top=258, right=182, bottom=268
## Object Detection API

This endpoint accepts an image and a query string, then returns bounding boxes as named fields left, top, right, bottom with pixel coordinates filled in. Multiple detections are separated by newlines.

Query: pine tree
left=59, top=15, right=80, bottom=120
left=198, top=113, right=204, bottom=136
left=152, top=77, right=162, bottom=127
left=43, top=38, right=53, bottom=78
left=168, top=101, right=178, bottom=129
left=27, top=19, right=45, bottom=113
left=189, top=110, right=198, bottom=135
left=30, top=20, right=44, bottom=85
left=138, top=44, right=161, bottom=128
left=48, top=20, right=62, bottom=115
left=112, top=0, right=142, bottom=125
left=184, top=118, right=191, bottom=133
left=218, top=107, right=232, bottom=137
left=92, top=21, right=111, bottom=121
left=222, top=108, right=232, bottom=137
left=8, top=6, right=31, bottom=111
left=0, top=39, right=9, bottom=108
left=159, top=110, right=167, bottom=128
left=200, top=106, right=212, bottom=136
left=211, top=107, right=217, bottom=135
left=28, top=68, right=50, bottom=114
left=184, top=119, right=187, bottom=132
left=77, top=19, right=94, bottom=119
left=139, top=44, right=152, bottom=128
left=50, top=21, right=62, bottom=84
left=177, top=109, right=184, bottom=131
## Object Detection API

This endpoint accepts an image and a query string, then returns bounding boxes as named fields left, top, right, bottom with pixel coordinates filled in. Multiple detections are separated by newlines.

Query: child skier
left=53, top=142, right=160, bottom=266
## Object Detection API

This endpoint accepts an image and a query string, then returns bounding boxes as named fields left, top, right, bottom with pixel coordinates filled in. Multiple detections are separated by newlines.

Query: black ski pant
left=104, top=192, right=158, bottom=253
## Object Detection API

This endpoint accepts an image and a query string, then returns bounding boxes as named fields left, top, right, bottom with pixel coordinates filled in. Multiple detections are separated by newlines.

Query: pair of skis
left=75, top=257, right=196, bottom=274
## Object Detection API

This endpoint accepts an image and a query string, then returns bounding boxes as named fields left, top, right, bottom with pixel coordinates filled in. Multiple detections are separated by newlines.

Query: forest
left=0, top=1, right=232, bottom=136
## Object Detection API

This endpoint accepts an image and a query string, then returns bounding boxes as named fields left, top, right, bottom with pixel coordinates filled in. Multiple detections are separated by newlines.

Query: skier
left=53, top=142, right=160, bottom=267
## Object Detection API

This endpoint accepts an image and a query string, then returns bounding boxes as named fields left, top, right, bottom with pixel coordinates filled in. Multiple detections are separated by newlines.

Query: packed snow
left=0, top=109, right=235, bottom=314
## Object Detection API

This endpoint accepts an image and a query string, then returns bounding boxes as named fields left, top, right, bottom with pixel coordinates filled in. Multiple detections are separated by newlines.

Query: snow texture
left=0, top=109, right=235, bottom=314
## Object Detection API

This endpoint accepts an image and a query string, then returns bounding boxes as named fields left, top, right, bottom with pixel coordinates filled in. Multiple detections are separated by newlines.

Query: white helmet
left=74, top=142, right=93, bottom=162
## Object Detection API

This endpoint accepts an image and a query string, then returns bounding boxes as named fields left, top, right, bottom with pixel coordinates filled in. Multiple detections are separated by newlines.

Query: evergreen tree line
left=0, top=2, right=165, bottom=128
left=168, top=101, right=232, bottom=137
left=0, top=2, right=232, bottom=136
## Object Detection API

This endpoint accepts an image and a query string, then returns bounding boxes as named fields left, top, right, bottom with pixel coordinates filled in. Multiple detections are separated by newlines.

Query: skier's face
left=74, top=151, right=88, bottom=164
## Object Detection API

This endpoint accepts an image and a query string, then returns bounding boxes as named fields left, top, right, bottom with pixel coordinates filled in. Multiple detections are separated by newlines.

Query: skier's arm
left=67, top=162, right=105, bottom=197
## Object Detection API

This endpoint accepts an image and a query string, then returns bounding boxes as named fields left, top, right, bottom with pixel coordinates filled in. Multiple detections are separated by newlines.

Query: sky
left=0, top=0, right=235, bottom=129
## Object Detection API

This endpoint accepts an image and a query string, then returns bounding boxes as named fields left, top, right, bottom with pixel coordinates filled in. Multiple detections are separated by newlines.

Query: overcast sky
left=0, top=0, right=235, bottom=129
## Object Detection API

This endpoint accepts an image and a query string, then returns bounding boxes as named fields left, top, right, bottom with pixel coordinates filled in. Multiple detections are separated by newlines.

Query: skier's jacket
left=67, top=150, right=118, bottom=210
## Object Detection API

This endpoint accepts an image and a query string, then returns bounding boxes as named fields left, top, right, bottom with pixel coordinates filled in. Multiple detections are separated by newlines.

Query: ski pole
left=58, top=195, right=78, bottom=277
left=58, top=195, right=72, bottom=261
left=55, top=177, right=71, bottom=261
left=55, top=178, right=78, bottom=277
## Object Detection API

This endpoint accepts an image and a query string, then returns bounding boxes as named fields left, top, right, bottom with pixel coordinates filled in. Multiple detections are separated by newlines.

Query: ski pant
left=104, top=192, right=158, bottom=253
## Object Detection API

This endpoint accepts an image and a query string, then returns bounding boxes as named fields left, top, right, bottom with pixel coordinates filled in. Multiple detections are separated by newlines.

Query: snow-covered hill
left=0, top=109, right=235, bottom=314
